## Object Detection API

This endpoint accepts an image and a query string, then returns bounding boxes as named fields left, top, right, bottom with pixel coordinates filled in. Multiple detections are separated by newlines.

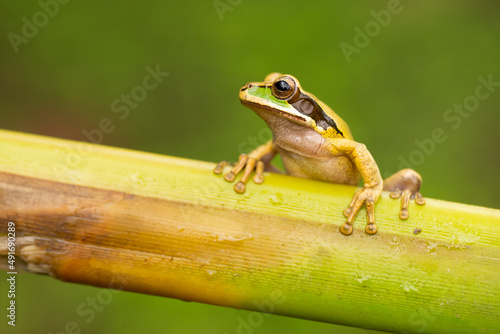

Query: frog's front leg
left=383, top=169, right=426, bottom=219
left=213, top=140, right=277, bottom=193
left=329, top=139, right=383, bottom=236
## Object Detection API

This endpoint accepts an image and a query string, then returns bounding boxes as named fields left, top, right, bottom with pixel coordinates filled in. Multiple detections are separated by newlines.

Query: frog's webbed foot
left=214, top=154, right=265, bottom=193
left=340, top=186, right=382, bottom=236
left=213, top=141, right=275, bottom=194
left=389, top=189, right=426, bottom=219
left=384, top=169, right=426, bottom=220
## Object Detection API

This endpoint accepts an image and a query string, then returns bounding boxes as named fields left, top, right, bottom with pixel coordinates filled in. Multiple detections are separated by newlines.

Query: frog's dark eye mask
left=271, top=76, right=344, bottom=137
left=290, top=93, right=343, bottom=136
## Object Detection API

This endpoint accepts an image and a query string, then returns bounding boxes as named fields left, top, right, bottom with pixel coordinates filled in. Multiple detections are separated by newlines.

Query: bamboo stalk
left=0, top=129, right=498, bottom=334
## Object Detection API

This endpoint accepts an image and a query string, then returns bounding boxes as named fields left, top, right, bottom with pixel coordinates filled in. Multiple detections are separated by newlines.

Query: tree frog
left=214, top=73, right=425, bottom=235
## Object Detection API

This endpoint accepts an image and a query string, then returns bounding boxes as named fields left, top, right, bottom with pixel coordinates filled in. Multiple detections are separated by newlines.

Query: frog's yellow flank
left=214, top=73, right=425, bottom=235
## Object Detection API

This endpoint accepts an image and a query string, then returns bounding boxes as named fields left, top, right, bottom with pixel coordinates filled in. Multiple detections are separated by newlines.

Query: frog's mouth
left=239, top=84, right=314, bottom=127
left=241, top=99, right=309, bottom=123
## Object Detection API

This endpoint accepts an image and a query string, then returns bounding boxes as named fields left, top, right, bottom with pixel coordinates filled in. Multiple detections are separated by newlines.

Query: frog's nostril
left=248, top=84, right=254, bottom=88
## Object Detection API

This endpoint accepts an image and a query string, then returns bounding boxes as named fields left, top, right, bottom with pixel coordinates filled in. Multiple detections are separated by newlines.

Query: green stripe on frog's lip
left=241, top=79, right=344, bottom=138
left=240, top=84, right=309, bottom=124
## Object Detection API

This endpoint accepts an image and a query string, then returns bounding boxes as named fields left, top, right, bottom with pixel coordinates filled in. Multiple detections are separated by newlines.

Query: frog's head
left=239, top=73, right=346, bottom=138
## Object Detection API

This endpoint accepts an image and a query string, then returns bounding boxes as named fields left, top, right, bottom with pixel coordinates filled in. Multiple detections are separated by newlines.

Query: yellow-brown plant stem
left=0, top=129, right=498, bottom=334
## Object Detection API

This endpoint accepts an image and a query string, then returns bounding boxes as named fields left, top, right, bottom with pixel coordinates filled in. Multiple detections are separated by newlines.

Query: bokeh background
left=1, top=1, right=499, bottom=333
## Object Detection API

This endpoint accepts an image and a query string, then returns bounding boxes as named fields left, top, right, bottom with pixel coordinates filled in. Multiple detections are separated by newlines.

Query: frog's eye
left=272, top=76, right=296, bottom=100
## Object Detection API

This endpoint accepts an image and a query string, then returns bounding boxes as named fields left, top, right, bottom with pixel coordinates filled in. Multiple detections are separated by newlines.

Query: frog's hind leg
left=383, top=169, right=425, bottom=220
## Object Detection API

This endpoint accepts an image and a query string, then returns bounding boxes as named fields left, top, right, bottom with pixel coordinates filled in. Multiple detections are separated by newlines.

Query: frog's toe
left=234, top=182, right=246, bottom=193
left=389, top=189, right=425, bottom=220
left=343, top=188, right=363, bottom=218
left=223, top=171, right=235, bottom=182
left=339, top=222, right=353, bottom=236
left=341, top=188, right=381, bottom=236
left=253, top=174, right=264, bottom=184
left=384, top=169, right=425, bottom=220
left=390, top=189, right=402, bottom=199
left=399, top=189, right=412, bottom=220
left=365, top=223, right=377, bottom=235
left=213, top=161, right=229, bottom=174
left=415, top=192, right=426, bottom=205
left=364, top=198, right=377, bottom=235
left=232, top=158, right=257, bottom=193
left=252, top=161, right=265, bottom=184
left=216, top=154, right=267, bottom=194
left=222, top=154, right=248, bottom=182
left=343, top=207, right=351, bottom=218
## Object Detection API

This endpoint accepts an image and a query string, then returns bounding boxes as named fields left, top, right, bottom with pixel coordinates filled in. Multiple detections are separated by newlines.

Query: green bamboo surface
left=0, top=129, right=499, bottom=334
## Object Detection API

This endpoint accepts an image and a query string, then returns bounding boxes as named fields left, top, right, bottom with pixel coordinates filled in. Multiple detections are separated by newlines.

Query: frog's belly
left=279, top=150, right=360, bottom=186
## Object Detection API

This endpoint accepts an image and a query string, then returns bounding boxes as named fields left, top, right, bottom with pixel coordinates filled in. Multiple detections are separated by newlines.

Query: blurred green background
left=0, top=1, right=499, bottom=333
